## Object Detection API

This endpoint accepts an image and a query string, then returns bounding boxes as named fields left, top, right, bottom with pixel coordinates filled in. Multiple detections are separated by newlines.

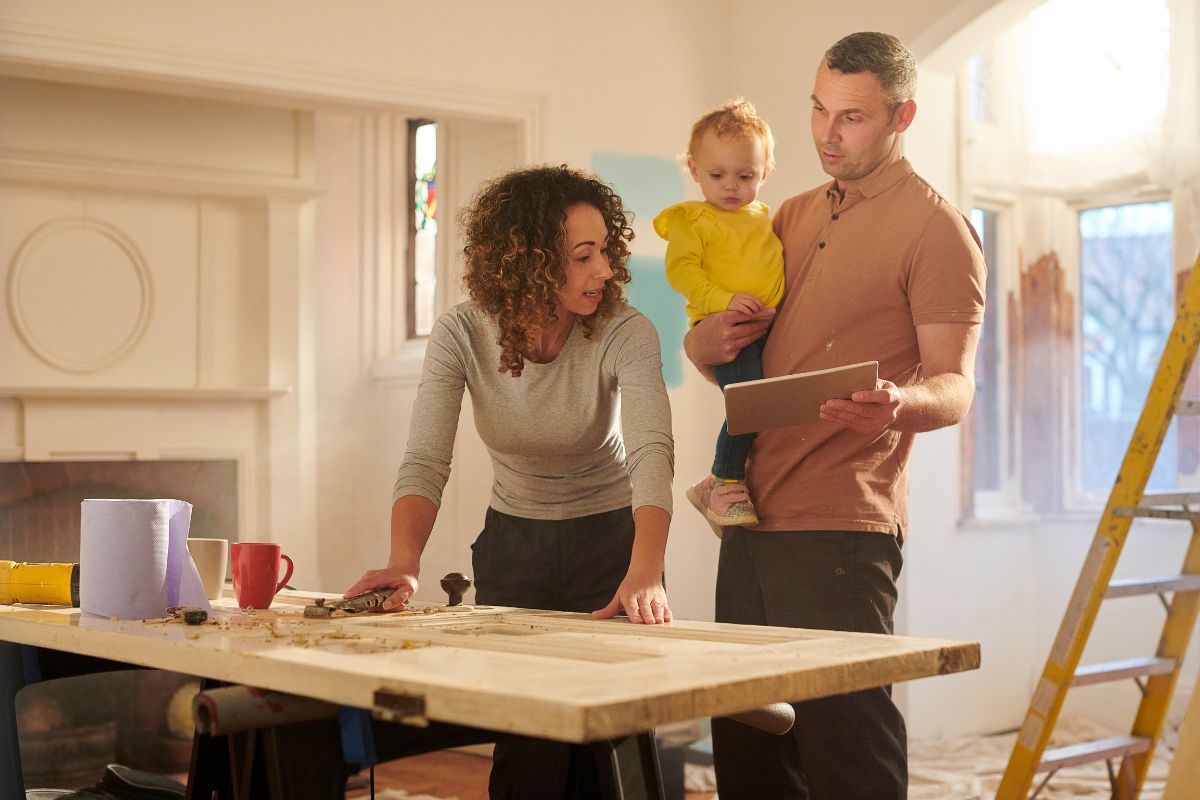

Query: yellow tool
left=0, top=560, right=80, bottom=607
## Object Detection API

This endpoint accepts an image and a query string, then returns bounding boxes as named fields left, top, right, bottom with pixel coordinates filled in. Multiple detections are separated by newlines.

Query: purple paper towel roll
left=80, top=498, right=211, bottom=619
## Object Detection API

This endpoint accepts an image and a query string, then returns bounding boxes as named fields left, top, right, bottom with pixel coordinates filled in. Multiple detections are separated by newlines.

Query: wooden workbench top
left=0, top=589, right=980, bottom=742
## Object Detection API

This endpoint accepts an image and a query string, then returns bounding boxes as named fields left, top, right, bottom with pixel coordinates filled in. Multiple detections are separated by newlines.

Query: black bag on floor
left=58, top=764, right=185, bottom=800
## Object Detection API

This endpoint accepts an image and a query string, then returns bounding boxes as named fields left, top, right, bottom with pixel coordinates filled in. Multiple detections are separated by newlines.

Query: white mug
left=187, top=537, right=230, bottom=602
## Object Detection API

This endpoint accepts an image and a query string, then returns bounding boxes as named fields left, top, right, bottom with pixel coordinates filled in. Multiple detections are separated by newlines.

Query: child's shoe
left=686, top=475, right=759, bottom=537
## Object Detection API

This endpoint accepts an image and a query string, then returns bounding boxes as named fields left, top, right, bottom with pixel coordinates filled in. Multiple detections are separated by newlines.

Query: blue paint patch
left=591, top=152, right=690, bottom=388
left=591, top=152, right=685, bottom=223
left=626, top=255, right=686, bottom=389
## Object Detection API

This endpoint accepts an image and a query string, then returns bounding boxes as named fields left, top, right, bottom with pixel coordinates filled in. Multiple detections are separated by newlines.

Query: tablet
left=723, top=361, right=879, bottom=435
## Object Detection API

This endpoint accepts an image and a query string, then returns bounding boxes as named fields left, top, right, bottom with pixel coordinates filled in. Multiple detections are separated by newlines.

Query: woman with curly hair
left=346, top=165, right=675, bottom=796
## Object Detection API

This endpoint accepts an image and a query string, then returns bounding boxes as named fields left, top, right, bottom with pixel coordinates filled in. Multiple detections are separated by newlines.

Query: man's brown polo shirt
left=748, top=156, right=986, bottom=534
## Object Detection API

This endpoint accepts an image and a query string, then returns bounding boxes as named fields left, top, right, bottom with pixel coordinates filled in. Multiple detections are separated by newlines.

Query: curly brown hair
left=460, top=165, right=634, bottom=377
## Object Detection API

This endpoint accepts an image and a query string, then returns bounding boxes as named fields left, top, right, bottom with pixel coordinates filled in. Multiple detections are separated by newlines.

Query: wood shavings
left=324, top=630, right=362, bottom=640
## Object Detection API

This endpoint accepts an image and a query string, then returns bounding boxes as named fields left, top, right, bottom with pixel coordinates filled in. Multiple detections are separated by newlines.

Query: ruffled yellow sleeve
left=654, top=203, right=734, bottom=321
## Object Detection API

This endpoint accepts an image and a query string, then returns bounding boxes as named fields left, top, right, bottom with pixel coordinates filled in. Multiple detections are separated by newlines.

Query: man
left=685, top=32, right=986, bottom=799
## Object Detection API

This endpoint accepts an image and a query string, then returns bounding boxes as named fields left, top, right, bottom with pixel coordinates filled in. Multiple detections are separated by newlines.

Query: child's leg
left=688, top=336, right=767, bottom=532
left=710, top=337, right=765, bottom=481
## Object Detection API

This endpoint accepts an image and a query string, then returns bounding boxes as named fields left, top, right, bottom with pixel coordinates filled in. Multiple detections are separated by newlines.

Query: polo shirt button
left=818, top=241, right=826, bottom=249
left=832, top=213, right=839, bottom=220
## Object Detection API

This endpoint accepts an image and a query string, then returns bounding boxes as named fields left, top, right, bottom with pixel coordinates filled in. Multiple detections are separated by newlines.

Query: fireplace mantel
left=0, top=73, right=320, bottom=586
left=0, top=386, right=290, bottom=401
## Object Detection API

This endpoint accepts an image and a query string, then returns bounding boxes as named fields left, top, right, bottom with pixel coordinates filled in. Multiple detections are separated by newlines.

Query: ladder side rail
left=998, top=256, right=1200, bottom=799
left=1115, top=521, right=1200, bottom=799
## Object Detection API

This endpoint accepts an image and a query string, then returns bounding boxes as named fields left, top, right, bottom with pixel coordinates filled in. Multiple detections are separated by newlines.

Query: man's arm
left=818, top=322, right=980, bottom=434
left=683, top=308, right=776, bottom=384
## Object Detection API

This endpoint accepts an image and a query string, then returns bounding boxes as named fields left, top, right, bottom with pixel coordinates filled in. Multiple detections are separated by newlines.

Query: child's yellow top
left=653, top=200, right=785, bottom=326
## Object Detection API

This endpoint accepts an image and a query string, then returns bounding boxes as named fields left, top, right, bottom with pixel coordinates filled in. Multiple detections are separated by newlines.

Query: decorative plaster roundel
left=7, top=218, right=153, bottom=373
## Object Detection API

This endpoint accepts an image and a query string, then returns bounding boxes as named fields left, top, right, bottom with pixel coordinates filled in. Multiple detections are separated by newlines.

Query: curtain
left=963, top=0, right=1197, bottom=202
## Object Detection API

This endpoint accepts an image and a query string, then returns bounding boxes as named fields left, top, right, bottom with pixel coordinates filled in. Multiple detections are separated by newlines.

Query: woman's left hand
left=593, top=568, right=672, bottom=624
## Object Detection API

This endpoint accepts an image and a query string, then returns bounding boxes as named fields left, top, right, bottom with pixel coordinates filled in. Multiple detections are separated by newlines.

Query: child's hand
left=727, top=293, right=766, bottom=316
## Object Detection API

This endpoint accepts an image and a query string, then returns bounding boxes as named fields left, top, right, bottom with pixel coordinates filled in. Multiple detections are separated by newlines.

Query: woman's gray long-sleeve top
left=393, top=301, right=674, bottom=520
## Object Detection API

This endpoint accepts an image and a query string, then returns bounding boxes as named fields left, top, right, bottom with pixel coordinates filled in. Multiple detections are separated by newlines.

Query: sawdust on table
left=135, top=605, right=438, bottom=652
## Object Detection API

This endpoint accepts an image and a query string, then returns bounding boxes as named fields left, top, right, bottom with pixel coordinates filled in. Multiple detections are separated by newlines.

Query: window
left=964, top=52, right=993, bottom=126
left=407, top=119, right=438, bottom=339
left=963, top=199, right=1178, bottom=515
left=970, top=207, right=1003, bottom=493
left=1078, top=201, right=1176, bottom=494
left=959, top=0, right=1184, bottom=518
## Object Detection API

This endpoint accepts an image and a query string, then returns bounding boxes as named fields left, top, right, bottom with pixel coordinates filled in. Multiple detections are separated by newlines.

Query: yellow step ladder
left=997, top=253, right=1200, bottom=799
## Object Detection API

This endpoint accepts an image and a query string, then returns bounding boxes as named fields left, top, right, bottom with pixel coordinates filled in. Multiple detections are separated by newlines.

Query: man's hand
left=685, top=307, right=775, bottom=369
left=819, top=379, right=902, bottom=434
left=727, top=293, right=766, bottom=316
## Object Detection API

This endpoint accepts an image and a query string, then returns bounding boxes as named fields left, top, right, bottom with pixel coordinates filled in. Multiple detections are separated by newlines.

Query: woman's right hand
left=343, top=566, right=420, bottom=612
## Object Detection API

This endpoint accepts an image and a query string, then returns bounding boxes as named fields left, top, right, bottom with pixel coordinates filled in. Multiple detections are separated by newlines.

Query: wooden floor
left=344, top=749, right=716, bottom=799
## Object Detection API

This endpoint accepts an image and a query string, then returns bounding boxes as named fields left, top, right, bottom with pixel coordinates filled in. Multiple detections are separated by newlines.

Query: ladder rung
left=1112, top=506, right=1200, bottom=520
left=1177, top=400, right=1200, bottom=415
left=1037, top=735, right=1151, bottom=772
left=1106, top=574, right=1200, bottom=598
left=1071, top=656, right=1176, bottom=687
left=1137, top=491, right=1200, bottom=506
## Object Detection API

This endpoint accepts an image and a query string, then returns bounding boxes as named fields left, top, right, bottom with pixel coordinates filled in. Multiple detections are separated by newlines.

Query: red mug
left=230, top=542, right=294, bottom=609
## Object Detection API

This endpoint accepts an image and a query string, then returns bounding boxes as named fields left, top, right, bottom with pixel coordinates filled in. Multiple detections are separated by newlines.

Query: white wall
left=5, top=0, right=1193, bottom=742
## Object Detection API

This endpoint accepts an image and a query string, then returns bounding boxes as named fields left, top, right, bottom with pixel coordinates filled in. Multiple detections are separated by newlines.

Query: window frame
left=1063, top=193, right=1176, bottom=511
left=405, top=117, right=439, bottom=341
left=369, top=112, right=529, bottom=384
left=964, top=197, right=1026, bottom=519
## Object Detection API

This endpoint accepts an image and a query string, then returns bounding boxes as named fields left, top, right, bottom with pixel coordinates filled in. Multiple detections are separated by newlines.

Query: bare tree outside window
left=1079, top=201, right=1175, bottom=493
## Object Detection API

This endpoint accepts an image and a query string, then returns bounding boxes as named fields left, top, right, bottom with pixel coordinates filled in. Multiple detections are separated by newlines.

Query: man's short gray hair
left=824, top=32, right=916, bottom=106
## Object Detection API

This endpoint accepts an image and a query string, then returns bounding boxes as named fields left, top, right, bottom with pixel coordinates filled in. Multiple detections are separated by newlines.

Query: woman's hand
left=343, top=566, right=419, bottom=612
left=593, top=567, right=672, bottom=624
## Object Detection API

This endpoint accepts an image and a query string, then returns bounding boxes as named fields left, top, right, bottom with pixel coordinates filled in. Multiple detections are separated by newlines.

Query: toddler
left=654, top=98, right=784, bottom=532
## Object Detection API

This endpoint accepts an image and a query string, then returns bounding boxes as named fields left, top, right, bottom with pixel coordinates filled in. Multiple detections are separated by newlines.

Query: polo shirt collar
left=825, top=146, right=913, bottom=203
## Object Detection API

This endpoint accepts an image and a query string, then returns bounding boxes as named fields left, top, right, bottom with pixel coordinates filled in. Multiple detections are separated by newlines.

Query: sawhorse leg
left=365, top=716, right=665, bottom=800
left=185, top=681, right=355, bottom=800
left=590, top=733, right=666, bottom=800
left=186, top=705, right=665, bottom=800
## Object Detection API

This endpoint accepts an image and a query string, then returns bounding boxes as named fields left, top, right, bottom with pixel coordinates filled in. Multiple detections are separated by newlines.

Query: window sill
left=958, top=507, right=1040, bottom=531
left=960, top=505, right=1195, bottom=532
left=370, top=343, right=428, bottom=387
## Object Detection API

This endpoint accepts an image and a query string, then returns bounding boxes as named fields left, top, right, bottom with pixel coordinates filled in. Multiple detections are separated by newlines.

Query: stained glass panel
left=409, top=120, right=437, bottom=338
